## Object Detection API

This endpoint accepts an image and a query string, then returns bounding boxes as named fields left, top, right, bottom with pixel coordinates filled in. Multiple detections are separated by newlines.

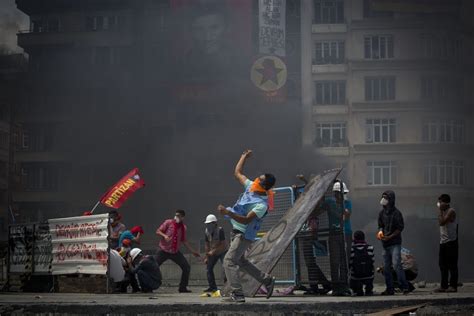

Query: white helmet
left=204, top=214, right=217, bottom=224
left=130, top=248, right=142, bottom=261
left=333, top=181, right=349, bottom=193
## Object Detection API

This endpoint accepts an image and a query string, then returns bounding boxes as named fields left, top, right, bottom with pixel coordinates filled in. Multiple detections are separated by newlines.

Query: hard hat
left=204, top=214, right=217, bottom=224
left=332, top=181, right=349, bottom=193
left=130, top=248, right=142, bottom=261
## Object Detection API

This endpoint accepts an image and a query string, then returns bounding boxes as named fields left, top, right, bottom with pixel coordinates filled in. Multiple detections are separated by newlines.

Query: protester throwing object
left=217, top=149, right=276, bottom=303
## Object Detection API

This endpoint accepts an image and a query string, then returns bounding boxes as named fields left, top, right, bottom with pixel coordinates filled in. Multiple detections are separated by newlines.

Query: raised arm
left=234, top=149, right=252, bottom=185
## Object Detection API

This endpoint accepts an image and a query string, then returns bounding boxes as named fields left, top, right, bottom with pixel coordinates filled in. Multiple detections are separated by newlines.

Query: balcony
left=313, top=138, right=349, bottom=156
left=312, top=23, right=347, bottom=33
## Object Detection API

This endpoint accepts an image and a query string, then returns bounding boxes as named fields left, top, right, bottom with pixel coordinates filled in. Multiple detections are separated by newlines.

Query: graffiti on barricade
left=56, top=242, right=107, bottom=266
left=54, top=219, right=106, bottom=239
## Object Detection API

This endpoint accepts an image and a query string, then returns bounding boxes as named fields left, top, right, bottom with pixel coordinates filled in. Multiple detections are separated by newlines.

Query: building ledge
left=12, top=191, right=63, bottom=202
left=350, top=101, right=470, bottom=113
left=352, top=143, right=474, bottom=155
left=349, top=59, right=471, bottom=72
left=312, top=24, right=347, bottom=33
left=16, top=151, right=66, bottom=162
left=315, top=146, right=349, bottom=157
left=352, top=185, right=474, bottom=199
left=312, top=64, right=347, bottom=74
left=312, top=105, right=348, bottom=115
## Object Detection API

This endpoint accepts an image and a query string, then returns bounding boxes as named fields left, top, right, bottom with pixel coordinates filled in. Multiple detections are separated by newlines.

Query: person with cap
left=155, top=209, right=200, bottom=293
left=127, top=248, right=162, bottom=293
left=349, top=230, right=374, bottom=296
left=217, top=149, right=276, bottom=303
left=119, top=225, right=144, bottom=248
left=323, top=180, right=351, bottom=296
left=108, top=210, right=126, bottom=249
left=203, top=214, right=227, bottom=293
left=377, top=190, right=410, bottom=295
left=435, top=194, right=458, bottom=293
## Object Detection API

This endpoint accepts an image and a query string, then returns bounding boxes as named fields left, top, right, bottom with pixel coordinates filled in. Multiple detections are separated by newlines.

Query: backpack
left=351, top=245, right=373, bottom=279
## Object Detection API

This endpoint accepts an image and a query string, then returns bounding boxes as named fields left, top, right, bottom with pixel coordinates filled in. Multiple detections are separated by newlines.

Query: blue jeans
left=383, top=244, right=408, bottom=291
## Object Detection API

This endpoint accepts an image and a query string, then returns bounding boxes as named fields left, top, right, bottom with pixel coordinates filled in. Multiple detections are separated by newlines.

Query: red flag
left=100, top=168, right=145, bottom=209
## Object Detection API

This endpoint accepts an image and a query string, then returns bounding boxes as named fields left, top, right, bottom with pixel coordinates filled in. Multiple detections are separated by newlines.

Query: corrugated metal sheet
left=49, top=214, right=109, bottom=275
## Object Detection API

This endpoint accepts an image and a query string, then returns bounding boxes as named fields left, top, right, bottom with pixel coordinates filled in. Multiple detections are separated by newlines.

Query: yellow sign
left=250, top=56, right=287, bottom=92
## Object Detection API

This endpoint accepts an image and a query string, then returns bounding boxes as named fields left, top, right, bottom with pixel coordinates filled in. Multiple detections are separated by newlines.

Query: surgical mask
left=174, top=216, right=181, bottom=223
left=437, top=202, right=441, bottom=209
left=380, top=198, right=389, bottom=206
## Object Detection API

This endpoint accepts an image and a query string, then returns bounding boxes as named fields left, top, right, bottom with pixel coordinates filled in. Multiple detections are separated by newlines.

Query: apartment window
left=366, top=119, right=396, bottom=143
left=86, top=16, right=125, bottom=31
left=21, top=163, right=58, bottom=191
left=314, top=0, right=344, bottom=24
left=20, top=125, right=54, bottom=152
left=421, top=34, right=463, bottom=59
left=31, top=17, right=60, bottom=33
left=364, top=35, right=394, bottom=59
left=314, top=41, right=345, bottom=64
left=367, top=161, right=397, bottom=185
left=365, top=77, right=395, bottom=101
left=422, top=119, right=464, bottom=144
left=314, top=122, right=347, bottom=147
left=363, top=0, right=394, bottom=18
left=0, top=132, right=8, bottom=149
left=424, top=160, right=464, bottom=185
left=420, top=76, right=461, bottom=102
left=315, top=81, right=346, bottom=105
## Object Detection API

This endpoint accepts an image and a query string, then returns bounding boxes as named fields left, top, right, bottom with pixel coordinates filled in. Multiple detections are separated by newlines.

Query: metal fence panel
left=8, top=224, right=34, bottom=273
left=33, top=223, right=52, bottom=274
left=258, top=187, right=295, bottom=283
left=48, top=214, right=109, bottom=275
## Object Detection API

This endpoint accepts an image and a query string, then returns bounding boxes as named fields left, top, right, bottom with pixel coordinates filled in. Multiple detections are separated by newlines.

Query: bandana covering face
left=249, top=177, right=275, bottom=211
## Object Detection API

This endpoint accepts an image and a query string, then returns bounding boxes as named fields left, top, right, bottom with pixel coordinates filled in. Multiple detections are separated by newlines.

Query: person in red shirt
left=155, top=209, right=200, bottom=293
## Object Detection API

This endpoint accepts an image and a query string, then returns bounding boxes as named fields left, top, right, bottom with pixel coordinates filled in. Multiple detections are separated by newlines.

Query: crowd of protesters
left=96, top=150, right=459, bottom=301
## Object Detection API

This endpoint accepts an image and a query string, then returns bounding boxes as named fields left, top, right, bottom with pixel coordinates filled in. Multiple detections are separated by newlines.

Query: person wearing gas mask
left=108, top=210, right=126, bottom=249
left=217, top=149, right=276, bottom=303
left=155, top=209, right=200, bottom=293
left=377, top=191, right=409, bottom=295
left=203, top=214, right=227, bottom=293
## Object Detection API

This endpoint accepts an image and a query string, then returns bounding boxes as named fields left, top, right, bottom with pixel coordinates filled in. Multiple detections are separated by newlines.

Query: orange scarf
left=249, top=178, right=274, bottom=211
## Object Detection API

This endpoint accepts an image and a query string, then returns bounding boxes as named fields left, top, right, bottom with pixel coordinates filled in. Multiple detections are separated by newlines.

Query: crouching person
left=127, top=248, right=162, bottom=293
left=349, top=231, right=375, bottom=296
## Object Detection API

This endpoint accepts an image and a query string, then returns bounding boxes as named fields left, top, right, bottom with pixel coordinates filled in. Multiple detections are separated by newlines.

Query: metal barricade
left=258, top=186, right=295, bottom=284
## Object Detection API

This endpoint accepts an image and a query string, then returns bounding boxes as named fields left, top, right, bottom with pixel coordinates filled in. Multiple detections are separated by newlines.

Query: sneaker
left=222, top=293, right=245, bottom=303
left=203, top=287, right=216, bottom=292
left=178, top=288, right=192, bottom=293
left=446, top=287, right=457, bottom=293
left=265, top=276, right=276, bottom=299
left=434, top=287, right=447, bottom=293
left=380, top=289, right=395, bottom=295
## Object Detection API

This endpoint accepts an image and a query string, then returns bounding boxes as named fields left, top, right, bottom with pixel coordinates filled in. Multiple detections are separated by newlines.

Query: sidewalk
left=1, top=283, right=473, bottom=315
